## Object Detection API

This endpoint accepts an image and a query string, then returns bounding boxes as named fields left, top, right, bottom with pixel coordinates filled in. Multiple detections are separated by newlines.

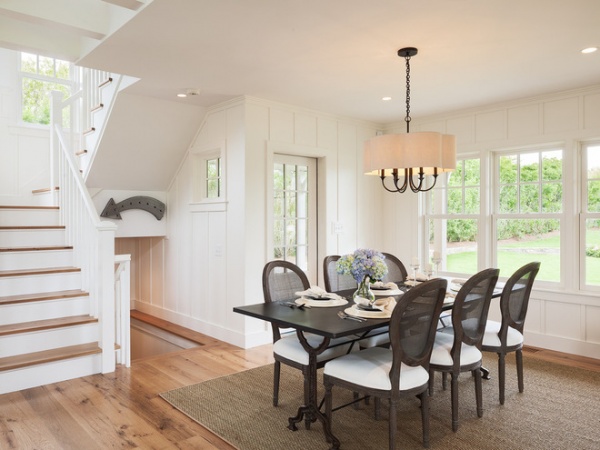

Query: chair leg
left=442, top=372, right=448, bottom=390
left=389, top=398, right=398, bottom=450
left=451, top=372, right=459, bottom=432
left=420, top=391, right=430, bottom=448
left=498, top=352, right=506, bottom=405
left=324, top=380, right=334, bottom=443
left=428, top=369, right=434, bottom=396
left=474, top=368, right=483, bottom=418
left=516, top=349, right=524, bottom=393
left=273, top=361, right=281, bottom=406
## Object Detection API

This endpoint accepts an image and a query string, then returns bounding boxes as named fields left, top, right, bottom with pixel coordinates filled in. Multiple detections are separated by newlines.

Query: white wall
left=137, top=96, right=388, bottom=348
left=0, top=49, right=52, bottom=204
left=385, top=85, right=600, bottom=359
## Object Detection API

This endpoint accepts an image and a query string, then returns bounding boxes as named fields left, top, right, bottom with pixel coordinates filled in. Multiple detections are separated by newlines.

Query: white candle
left=412, top=257, right=419, bottom=266
left=433, top=251, right=441, bottom=260
left=425, top=263, right=433, bottom=272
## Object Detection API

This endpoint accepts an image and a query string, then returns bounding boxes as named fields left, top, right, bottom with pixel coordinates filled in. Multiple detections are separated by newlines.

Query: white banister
left=50, top=67, right=130, bottom=373
left=115, top=254, right=131, bottom=367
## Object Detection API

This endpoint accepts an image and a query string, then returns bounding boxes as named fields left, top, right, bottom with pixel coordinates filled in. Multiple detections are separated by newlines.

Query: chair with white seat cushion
left=481, top=261, right=540, bottom=405
left=262, top=260, right=357, bottom=419
left=429, top=268, right=499, bottom=432
left=323, top=279, right=447, bottom=450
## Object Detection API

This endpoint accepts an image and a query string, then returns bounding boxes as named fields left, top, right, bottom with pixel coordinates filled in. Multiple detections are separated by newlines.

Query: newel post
left=97, top=221, right=118, bottom=373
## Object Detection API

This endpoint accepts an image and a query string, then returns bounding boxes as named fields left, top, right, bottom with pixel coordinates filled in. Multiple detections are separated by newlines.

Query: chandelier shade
left=364, top=47, right=456, bottom=193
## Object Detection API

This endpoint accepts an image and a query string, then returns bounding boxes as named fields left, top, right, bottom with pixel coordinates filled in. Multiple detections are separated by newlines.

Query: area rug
left=160, top=354, right=600, bottom=449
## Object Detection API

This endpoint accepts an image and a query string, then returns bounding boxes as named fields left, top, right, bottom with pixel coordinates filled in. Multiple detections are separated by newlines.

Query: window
left=425, top=158, right=480, bottom=274
left=20, top=52, right=73, bottom=126
left=206, top=157, right=221, bottom=198
left=272, top=155, right=317, bottom=279
left=582, top=142, right=600, bottom=287
left=494, top=149, right=563, bottom=281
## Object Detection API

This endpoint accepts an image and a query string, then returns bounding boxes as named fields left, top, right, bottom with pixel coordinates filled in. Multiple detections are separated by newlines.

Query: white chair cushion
left=482, top=320, right=524, bottom=348
left=273, top=334, right=358, bottom=365
left=430, top=331, right=482, bottom=367
left=358, top=326, right=390, bottom=348
left=324, top=346, right=429, bottom=391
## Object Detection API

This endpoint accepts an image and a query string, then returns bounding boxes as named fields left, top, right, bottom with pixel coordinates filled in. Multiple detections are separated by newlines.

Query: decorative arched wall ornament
left=100, top=196, right=165, bottom=220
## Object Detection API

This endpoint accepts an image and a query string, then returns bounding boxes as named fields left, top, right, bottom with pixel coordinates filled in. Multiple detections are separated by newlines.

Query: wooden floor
left=0, top=325, right=598, bottom=450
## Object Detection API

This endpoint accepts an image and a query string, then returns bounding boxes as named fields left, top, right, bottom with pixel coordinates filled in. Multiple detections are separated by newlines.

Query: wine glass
left=410, top=257, right=420, bottom=285
left=425, top=263, right=434, bottom=280
left=432, top=252, right=442, bottom=276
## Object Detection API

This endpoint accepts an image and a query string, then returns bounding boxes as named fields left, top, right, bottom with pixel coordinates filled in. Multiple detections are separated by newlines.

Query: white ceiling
left=75, top=0, right=600, bottom=124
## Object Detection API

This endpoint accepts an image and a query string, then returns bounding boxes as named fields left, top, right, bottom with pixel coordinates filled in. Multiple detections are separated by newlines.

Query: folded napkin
left=371, top=281, right=399, bottom=290
left=354, top=296, right=397, bottom=313
left=450, top=278, right=468, bottom=286
left=294, top=286, right=344, bottom=300
left=407, top=272, right=428, bottom=282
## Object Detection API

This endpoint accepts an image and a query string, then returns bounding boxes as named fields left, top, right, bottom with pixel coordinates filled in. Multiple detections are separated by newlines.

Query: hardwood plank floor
left=0, top=328, right=598, bottom=449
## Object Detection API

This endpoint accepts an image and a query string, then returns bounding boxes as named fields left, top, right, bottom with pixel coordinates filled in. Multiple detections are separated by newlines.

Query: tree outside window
left=20, top=52, right=72, bottom=126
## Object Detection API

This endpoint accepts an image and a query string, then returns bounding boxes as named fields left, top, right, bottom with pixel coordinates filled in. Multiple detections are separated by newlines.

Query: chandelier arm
left=379, top=170, right=402, bottom=193
left=393, top=169, right=409, bottom=193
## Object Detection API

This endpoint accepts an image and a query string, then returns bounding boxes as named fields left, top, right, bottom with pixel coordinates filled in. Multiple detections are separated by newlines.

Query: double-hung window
left=20, top=52, right=73, bottom=126
left=493, top=148, right=563, bottom=281
left=425, top=157, right=481, bottom=274
left=581, top=142, right=600, bottom=288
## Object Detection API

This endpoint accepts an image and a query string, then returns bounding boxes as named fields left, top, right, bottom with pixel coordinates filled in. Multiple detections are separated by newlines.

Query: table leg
left=287, top=331, right=341, bottom=448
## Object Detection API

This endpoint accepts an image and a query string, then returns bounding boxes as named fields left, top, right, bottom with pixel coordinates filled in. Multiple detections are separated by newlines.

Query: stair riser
left=0, top=297, right=90, bottom=326
left=0, top=353, right=102, bottom=395
left=0, top=272, right=81, bottom=296
left=0, top=249, right=73, bottom=270
left=0, top=323, right=98, bottom=358
left=0, top=209, right=60, bottom=226
left=0, top=229, right=66, bottom=247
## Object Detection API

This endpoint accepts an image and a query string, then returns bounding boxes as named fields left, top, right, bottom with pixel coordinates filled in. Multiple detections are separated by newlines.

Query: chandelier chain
left=404, top=53, right=411, bottom=132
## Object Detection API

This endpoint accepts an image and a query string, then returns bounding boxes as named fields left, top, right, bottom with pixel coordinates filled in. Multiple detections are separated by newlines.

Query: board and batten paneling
left=401, top=85, right=600, bottom=359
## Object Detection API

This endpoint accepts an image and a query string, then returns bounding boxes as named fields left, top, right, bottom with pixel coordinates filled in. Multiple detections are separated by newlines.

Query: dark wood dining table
left=233, top=280, right=502, bottom=448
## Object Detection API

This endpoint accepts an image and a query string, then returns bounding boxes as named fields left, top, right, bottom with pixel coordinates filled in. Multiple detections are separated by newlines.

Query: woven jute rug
left=160, top=354, right=600, bottom=450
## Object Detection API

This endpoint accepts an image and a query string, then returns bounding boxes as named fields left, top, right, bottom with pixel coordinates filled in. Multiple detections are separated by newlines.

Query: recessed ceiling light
left=382, top=96, right=392, bottom=101
left=177, top=93, right=187, bottom=98
left=581, top=47, right=598, bottom=54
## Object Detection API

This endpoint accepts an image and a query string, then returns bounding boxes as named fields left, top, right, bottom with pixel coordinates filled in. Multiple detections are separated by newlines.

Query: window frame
left=190, top=140, right=227, bottom=205
left=18, top=52, right=75, bottom=127
left=579, top=140, right=600, bottom=291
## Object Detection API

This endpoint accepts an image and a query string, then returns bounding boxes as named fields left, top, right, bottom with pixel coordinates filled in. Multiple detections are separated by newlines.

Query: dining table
left=233, top=278, right=502, bottom=448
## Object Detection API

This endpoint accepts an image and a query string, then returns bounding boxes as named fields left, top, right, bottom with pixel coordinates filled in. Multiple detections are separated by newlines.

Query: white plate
left=344, top=305, right=391, bottom=319
left=404, top=280, right=422, bottom=287
left=296, top=298, right=348, bottom=307
left=372, top=289, right=404, bottom=296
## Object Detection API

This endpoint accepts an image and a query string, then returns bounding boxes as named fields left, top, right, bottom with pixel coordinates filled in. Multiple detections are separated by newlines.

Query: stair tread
left=0, top=315, right=98, bottom=336
left=0, top=289, right=89, bottom=305
left=0, top=266, right=81, bottom=277
left=0, top=225, right=65, bottom=230
left=0, top=246, right=73, bottom=253
left=0, top=342, right=101, bottom=372
left=0, top=205, right=59, bottom=210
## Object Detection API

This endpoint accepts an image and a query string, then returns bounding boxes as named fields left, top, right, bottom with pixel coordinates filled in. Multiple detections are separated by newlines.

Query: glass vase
left=353, top=277, right=375, bottom=305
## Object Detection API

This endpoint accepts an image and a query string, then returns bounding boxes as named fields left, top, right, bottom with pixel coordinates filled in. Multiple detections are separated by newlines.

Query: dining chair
left=428, top=268, right=500, bottom=432
left=481, top=261, right=540, bottom=405
left=381, top=252, right=408, bottom=284
left=262, top=260, right=357, bottom=421
left=323, top=255, right=357, bottom=292
left=323, top=279, right=447, bottom=450
left=324, top=255, right=390, bottom=349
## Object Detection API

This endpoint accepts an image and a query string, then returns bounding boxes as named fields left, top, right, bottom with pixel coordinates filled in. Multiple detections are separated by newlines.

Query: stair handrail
left=50, top=90, right=120, bottom=374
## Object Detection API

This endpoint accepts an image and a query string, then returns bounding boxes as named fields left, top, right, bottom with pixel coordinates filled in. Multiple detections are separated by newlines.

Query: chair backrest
left=389, top=279, right=447, bottom=388
left=323, top=255, right=357, bottom=292
left=451, top=268, right=500, bottom=357
left=499, top=261, right=540, bottom=336
left=262, top=260, right=311, bottom=342
left=262, top=260, right=310, bottom=304
left=381, top=252, right=408, bottom=283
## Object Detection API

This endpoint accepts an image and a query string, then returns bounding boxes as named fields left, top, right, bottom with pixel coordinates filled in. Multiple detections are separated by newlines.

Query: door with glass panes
left=273, top=155, right=317, bottom=284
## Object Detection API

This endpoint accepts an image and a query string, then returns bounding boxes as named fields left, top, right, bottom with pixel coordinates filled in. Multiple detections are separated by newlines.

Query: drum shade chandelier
left=364, top=47, right=456, bottom=193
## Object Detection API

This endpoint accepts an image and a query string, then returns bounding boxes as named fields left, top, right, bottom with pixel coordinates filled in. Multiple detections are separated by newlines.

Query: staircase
left=0, top=205, right=104, bottom=394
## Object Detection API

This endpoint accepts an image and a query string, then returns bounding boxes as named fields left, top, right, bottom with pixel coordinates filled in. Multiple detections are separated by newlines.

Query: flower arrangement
left=336, top=248, right=388, bottom=284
